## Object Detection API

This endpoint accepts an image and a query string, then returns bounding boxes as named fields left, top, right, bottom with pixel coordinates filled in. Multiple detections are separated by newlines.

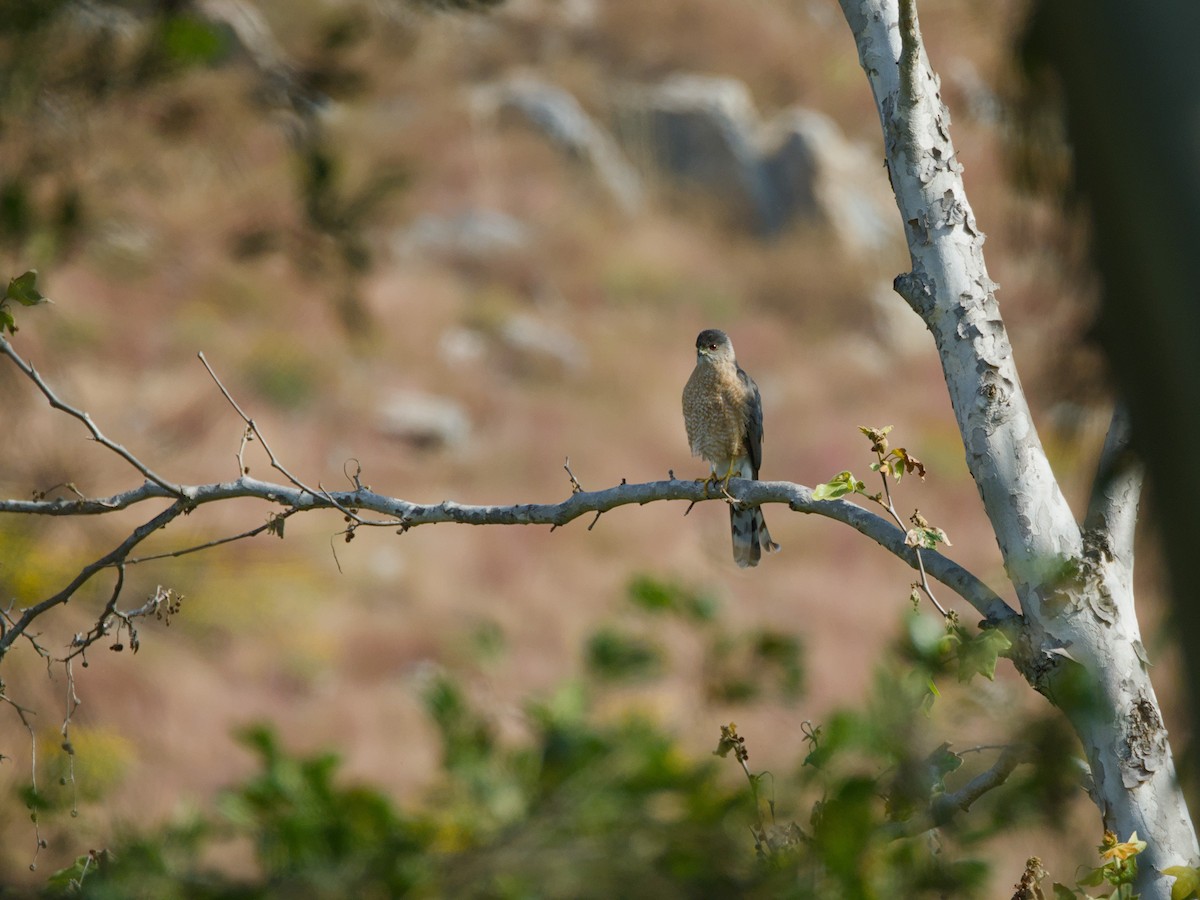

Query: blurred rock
left=617, top=74, right=893, bottom=248
left=439, top=327, right=488, bottom=366
left=377, top=390, right=471, bottom=451
left=473, top=74, right=644, bottom=215
left=765, top=108, right=893, bottom=251
left=393, top=209, right=530, bottom=260
left=617, top=74, right=777, bottom=230
left=499, top=313, right=586, bottom=376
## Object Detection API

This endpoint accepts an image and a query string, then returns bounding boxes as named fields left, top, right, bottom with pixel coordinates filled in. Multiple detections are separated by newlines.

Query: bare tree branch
left=882, top=744, right=1029, bottom=839
left=897, top=0, right=922, bottom=113
left=930, top=744, right=1026, bottom=824
left=0, top=474, right=1018, bottom=626
left=0, top=502, right=188, bottom=660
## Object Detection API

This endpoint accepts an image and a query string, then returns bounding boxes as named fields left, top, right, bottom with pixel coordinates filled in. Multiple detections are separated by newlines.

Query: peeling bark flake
left=1121, top=696, right=1167, bottom=788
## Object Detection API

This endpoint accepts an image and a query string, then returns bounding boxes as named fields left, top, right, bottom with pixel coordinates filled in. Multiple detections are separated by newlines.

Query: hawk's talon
left=694, top=474, right=719, bottom=498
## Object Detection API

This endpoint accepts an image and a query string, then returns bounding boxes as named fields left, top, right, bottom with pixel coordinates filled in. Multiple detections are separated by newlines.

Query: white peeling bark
left=837, top=0, right=1197, bottom=893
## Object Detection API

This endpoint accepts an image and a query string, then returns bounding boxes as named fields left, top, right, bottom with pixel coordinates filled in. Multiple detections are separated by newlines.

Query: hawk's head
left=694, top=329, right=735, bottom=365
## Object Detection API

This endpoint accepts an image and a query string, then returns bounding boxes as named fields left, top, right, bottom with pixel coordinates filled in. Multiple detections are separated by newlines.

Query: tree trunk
left=837, top=0, right=1198, bottom=893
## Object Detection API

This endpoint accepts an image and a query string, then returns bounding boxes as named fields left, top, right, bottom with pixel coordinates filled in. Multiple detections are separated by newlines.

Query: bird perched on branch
left=682, top=329, right=780, bottom=567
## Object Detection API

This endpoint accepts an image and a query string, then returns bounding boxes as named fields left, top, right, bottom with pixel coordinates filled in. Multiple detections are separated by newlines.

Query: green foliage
left=44, top=822, right=227, bottom=900
left=611, top=574, right=804, bottom=703
left=901, top=611, right=1011, bottom=686
left=220, top=725, right=432, bottom=896
left=34, top=587, right=1087, bottom=899
left=157, top=15, right=229, bottom=69
left=953, top=626, right=1011, bottom=683
left=2, top=268, right=50, bottom=334
left=704, top=629, right=805, bottom=703
left=586, top=626, right=665, bottom=682
left=626, top=574, right=718, bottom=622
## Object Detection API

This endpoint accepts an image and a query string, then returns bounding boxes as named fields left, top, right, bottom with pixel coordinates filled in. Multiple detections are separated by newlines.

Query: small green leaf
left=1078, top=865, right=1107, bottom=887
left=6, top=269, right=48, bottom=306
left=927, top=741, right=963, bottom=791
left=45, top=855, right=93, bottom=890
left=956, top=627, right=1012, bottom=683
left=813, top=471, right=865, bottom=501
left=1053, top=883, right=1081, bottom=899
left=1164, top=865, right=1200, bottom=900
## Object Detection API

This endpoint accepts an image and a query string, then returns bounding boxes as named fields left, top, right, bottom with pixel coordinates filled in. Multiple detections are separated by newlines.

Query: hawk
left=682, top=329, right=780, bottom=567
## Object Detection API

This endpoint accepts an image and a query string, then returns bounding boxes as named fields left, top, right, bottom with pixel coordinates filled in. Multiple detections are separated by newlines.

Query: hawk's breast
left=682, top=362, right=749, bottom=465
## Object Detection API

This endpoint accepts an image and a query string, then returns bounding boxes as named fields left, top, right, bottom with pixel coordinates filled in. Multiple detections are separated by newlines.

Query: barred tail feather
left=731, top=506, right=780, bottom=568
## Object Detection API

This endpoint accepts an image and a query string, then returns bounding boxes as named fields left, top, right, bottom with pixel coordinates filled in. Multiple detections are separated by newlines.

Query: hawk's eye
left=708, top=343, right=718, bottom=350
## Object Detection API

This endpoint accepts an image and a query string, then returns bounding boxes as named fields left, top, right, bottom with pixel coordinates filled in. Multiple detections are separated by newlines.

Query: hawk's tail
left=731, top=505, right=780, bottom=568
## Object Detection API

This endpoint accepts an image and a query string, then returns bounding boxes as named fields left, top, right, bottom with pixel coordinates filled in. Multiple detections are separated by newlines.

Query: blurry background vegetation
left=0, top=0, right=1175, bottom=895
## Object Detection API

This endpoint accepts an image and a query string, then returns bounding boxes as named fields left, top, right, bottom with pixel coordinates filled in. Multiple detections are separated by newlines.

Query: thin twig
left=198, top=352, right=315, bottom=493
left=563, top=457, right=584, bottom=494
left=0, top=336, right=184, bottom=497
left=0, top=604, right=51, bottom=661
left=63, top=564, right=125, bottom=662
left=124, top=511, right=299, bottom=565
left=1, top=688, right=43, bottom=866
left=61, top=658, right=81, bottom=817
left=197, top=353, right=388, bottom=528
left=873, top=454, right=948, bottom=617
